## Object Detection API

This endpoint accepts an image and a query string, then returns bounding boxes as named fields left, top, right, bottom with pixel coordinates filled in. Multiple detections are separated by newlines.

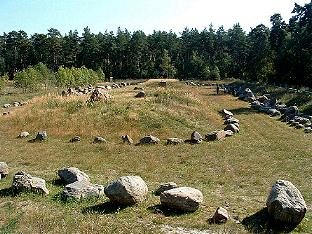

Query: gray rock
left=266, top=180, right=306, bottom=226
left=62, top=180, right=104, bottom=200
left=251, top=101, right=261, bottom=110
left=139, top=135, right=160, bottom=145
left=212, top=207, right=229, bottom=224
left=267, top=109, right=281, bottom=117
left=224, top=130, right=234, bottom=137
left=18, top=131, right=30, bottom=138
left=104, top=175, right=148, bottom=205
left=167, top=138, right=184, bottom=145
left=58, top=167, right=90, bottom=184
left=304, top=127, right=312, bottom=133
left=3, top=103, right=11, bottom=108
left=295, top=123, right=304, bottom=129
left=122, top=135, right=134, bottom=144
left=160, top=187, right=203, bottom=212
left=12, top=171, right=49, bottom=195
left=191, top=131, right=202, bottom=144
left=0, top=162, right=9, bottom=179
left=220, top=109, right=233, bottom=118
left=155, top=182, right=178, bottom=196
left=35, top=131, right=47, bottom=141
left=135, top=91, right=146, bottom=98
left=93, top=136, right=106, bottom=143
left=70, top=136, right=81, bottom=142
left=224, top=117, right=240, bottom=125
left=205, top=130, right=226, bottom=141
left=224, top=124, right=239, bottom=133
left=13, top=102, right=20, bottom=107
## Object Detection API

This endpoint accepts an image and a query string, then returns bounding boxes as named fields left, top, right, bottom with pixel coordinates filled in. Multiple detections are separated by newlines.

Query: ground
left=0, top=79, right=311, bottom=233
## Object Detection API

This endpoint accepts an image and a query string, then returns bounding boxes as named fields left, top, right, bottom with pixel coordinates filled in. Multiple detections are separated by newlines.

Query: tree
left=160, top=49, right=176, bottom=78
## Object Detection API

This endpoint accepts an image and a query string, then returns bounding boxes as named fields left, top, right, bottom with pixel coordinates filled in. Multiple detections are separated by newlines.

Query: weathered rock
left=139, top=135, right=160, bottom=145
left=18, top=131, right=30, bottom=138
left=224, top=117, right=240, bottom=125
left=0, top=162, right=9, bottom=179
left=267, top=109, right=281, bottom=117
left=160, top=187, right=203, bottom=212
left=58, top=167, right=90, bottom=184
left=121, top=135, right=134, bottom=144
left=212, top=207, right=229, bottom=224
left=135, top=91, right=146, bottom=98
left=93, top=136, right=106, bottom=143
left=13, top=102, right=20, bottom=107
left=191, top=131, right=202, bottom=144
left=167, top=138, right=184, bottom=145
left=251, top=100, right=261, bottom=110
left=155, top=182, right=178, bottom=196
left=70, top=136, right=81, bottom=142
left=12, top=171, right=49, bottom=195
left=62, top=180, right=104, bottom=200
left=225, top=130, right=234, bottom=137
left=205, top=130, right=226, bottom=141
left=295, top=123, right=304, bottom=129
left=266, top=180, right=306, bottom=226
left=257, top=95, right=269, bottom=103
left=304, top=127, right=312, bottom=133
left=220, top=109, right=233, bottom=118
left=104, top=175, right=148, bottom=205
left=35, top=131, right=47, bottom=141
left=3, top=103, right=11, bottom=108
left=224, top=124, right=239, bottom=133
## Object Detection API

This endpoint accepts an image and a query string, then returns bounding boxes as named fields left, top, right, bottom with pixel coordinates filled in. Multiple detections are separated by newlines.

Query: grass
left=0, top=79, right=311, bottom=233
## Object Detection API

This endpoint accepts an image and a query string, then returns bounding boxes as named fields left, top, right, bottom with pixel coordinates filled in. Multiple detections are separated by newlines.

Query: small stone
left=220, top=109, right=233, bottom=118
left=155, top=182, right=178, bottom=195
left=139, top=135, right=160, bottom=145
left=135, top=91, right=146, bottom=98
left=62, top=180, right=104, bottom=200
left=18, top=131, right=30, bottom=138
left=304, top=127, right=312, bottom=133
left=224, top=130, right=234, bottom=137
left=212, top=207, right=229, bottom=224
left=224, top=124, right=239, bottom=133
left=205, top=130, right=226, bottom=141
left=3, top=103, right=11, bottom=108
left=0, top=162, right=9, bottom=179
left=122, top=135, right=134, bottom=144
left=58, top=167, right=90, bottom=184
left=35, top=131, right=47, bottom=141
left=167, top=138, right=184, bottom=145
left=13, top=102, right=20, bottom=107
left=191, top=131, right=202, bottom=144
left=12, top=171, right=49, bottom=195
left=93, top=136, right=106, bottom=143
left=70, top=136, right=81, bottom=142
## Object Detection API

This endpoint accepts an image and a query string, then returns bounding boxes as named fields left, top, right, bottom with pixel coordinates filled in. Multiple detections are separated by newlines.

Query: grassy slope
left=0, top=80, right=311, bottom=233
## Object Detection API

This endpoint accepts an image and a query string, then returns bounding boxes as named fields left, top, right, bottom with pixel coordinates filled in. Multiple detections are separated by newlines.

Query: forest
left=1, top=2, right=312, bottom=87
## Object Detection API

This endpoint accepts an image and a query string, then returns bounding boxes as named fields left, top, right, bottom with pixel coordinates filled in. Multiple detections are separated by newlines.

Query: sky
left=0, top=0, right=311, bottom=36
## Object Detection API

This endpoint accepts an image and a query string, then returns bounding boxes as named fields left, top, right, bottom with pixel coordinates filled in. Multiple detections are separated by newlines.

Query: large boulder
left=160, top=187, right=203, bottom=212
left=139, top=135, right=160, bottom=145
left=58, top=167, right=90, bottom=184
left=62, top=180, right=104, bottom=200
left=104, top=175, right=148, bottom=205
left=0, top=162, right=9, bottom=179
left=205, top=130, right=227, bottom=141
left=154, top=182, right=178, bottom=196
left=191, top=131, right=202, bottom=144
left=266, top=180, right=307, bottom=226
left=12, top=171, right=49, bottom=195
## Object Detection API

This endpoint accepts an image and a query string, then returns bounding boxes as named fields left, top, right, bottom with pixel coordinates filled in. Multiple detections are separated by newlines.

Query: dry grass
left=0, top=79, right=311, bottom=233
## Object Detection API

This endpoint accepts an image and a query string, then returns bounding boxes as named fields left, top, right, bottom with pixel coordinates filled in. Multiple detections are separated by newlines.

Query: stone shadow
left=0, top=187, right=14, bottom=197
left=147, top=204, right=192, bottom=217
left=242, top=207, right=297, bottom=233
left=82, top=201, right=128, bottom=214
left=227, top=107, right=257, bottom=116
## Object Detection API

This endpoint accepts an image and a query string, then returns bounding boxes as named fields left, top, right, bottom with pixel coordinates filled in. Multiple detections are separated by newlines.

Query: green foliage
left=0, top=73, right=8, bottom=91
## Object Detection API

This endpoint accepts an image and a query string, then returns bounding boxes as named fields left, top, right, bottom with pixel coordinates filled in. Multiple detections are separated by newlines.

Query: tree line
left=1, top=2, right=312, bottom=87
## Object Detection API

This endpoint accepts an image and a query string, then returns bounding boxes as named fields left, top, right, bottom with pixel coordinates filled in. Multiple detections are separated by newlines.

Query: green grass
left=0, top=79, right=311, bottom=233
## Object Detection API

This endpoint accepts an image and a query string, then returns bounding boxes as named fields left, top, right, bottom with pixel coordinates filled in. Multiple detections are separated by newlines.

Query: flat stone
left=155, top=182, right=178, bottom=195
left=205, top=130, right=226, bottom=141
left=58, top=167, right=90, bottom=184
left=62, top=180, right=104, bottom=200
left=167, top=138, right=184, bottom=145
left=224, top=124, right=239, bottom=133
left=93, top=136, right=106, bottom=143
left=12, top=171, right=49, bottom=195
left=122, top=135, right=134, bottom=144
left=18, top=131, right=30, bottom=138
left=139, top=135, right=160, bottom=145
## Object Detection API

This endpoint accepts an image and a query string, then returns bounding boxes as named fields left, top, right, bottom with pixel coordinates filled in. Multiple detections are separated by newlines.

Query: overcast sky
left=0, top=0, right=311, bottom=35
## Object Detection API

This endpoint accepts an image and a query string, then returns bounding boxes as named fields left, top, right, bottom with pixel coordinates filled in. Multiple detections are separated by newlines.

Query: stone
left=167, top=138, right=184, bottom=145
left=135, top=91, right=146, bottom=98
left=62, top=180, right=104, bottom=200
left=35, top=131, right=47, bottom=141
left=224, top=124, right=239, bottom=133
left=93, top=136, right=106, bottom=143
left=220, top=109, right=233, bottom=118
left=121, top=135, right=134, bottom=144
left=3, top=103, right=11, bottom=108
left=304, top=127, right=312, bottom=133
left=18, top=131, right=30, bottom=138
left=205, top=130, right=226, bottom=141
left=12, top=171, right=49, bottom=195
left=139, top=135, right=160, bottom=145
left=251, top=100, right=261, bottom=110
left=212, top=207, right=229, bottom=224
left=13, top=102, right=20, bottom=107
left=70, top=136, right=81, bottom=142
left=58, top=167, right=90, bottom=184
left=267, top=109, right=281, bottom=117
left=104, top=175, right=148, bottom=205
left=155, top=182, right=178, bottom=196
left=225, top=130, right=234, bottom=137
left=224, top=117, right=240, bottom=125
left=295, top=123, right=304, bottom=129
left=0, top=162, right=9, bottom=179
left=257, top=95, right=269, bottom=103
left=266, top=180, right=306, bottom=226
left=191, top=131, right=202, bottom=144
left=160, top=187, right=203, bottom=212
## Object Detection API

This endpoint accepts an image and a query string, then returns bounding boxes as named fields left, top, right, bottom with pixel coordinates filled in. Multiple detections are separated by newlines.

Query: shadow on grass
left=242, top=207, right=297, bottom=233
left=49, top=178, right=66, bottom=187
left=228, top=107, right=257, bottom=116
left=147, top=204, right=192, bottom=217
left=0, top=187, right=15, bottom=197
left=82, top=201, right=128, bottom=214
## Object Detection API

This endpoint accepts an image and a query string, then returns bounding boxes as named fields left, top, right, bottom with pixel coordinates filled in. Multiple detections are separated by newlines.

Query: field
left=0, top=79, right=311, bottom=233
